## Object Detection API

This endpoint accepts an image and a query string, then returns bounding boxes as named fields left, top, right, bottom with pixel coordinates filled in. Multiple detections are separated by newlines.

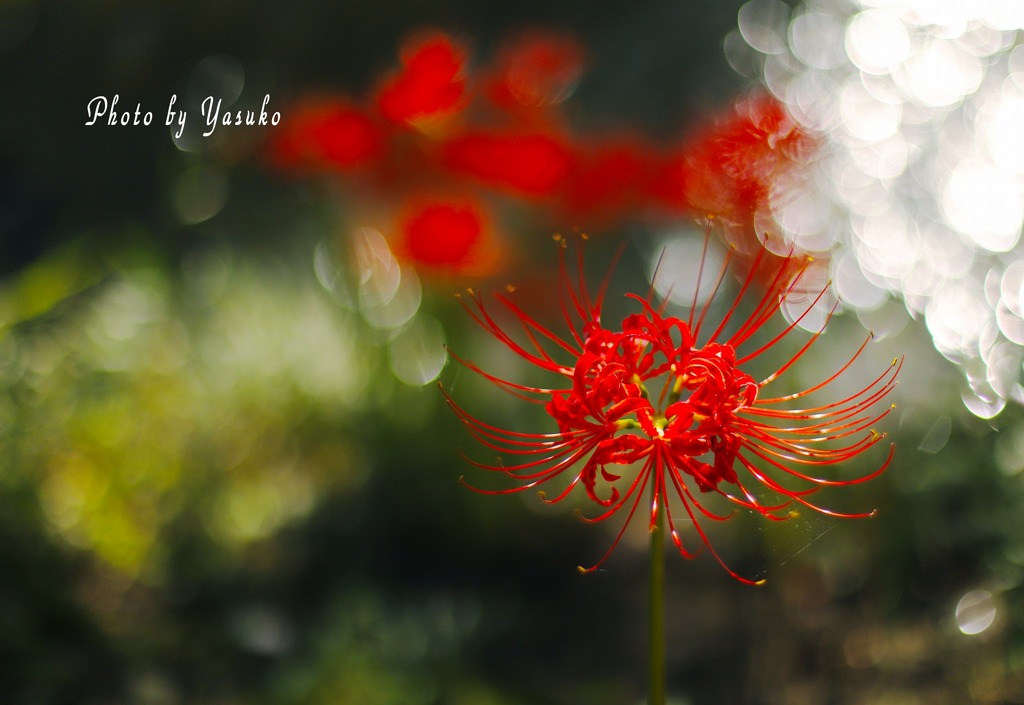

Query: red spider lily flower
left=444, top=236, right=900, bottom=583
left=486, top=32, right=585, bottom=112
left=560, top=141, right=653, bottom=220
left=376, top=32, right=469, bottom=128
left=396, top=198, right=504, bottom=277
left=441, top=130, right=575, bottom=197
left=649, top=94, right=817, bottom=223
left=267, top=98, right=386, bottom=172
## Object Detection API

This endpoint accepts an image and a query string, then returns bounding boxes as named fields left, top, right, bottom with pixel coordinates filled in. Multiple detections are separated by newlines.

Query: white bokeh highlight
left=733, top=0, right=1024, bottom=415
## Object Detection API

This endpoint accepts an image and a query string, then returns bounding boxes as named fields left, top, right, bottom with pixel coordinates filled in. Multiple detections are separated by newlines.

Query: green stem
left=649, top=483, right=666, bottom=705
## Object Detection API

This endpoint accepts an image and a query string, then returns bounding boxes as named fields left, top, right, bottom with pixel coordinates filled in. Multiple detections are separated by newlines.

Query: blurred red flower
left=560, top=141, right=652, bottom=220
left=650, top=94, right=816, bottom=224
left=396, top=198, right=503, bottom=277
left=262, top=29, right=831, bottom=313
left=445, top=237, right=899, bottom=582
left=485, top=32, right=584, bottom=112
left=267, top=98, right=385, bottom=171
left=442, top=130, right=574, bottom=197
left=376, top=32, right=469, bottom=128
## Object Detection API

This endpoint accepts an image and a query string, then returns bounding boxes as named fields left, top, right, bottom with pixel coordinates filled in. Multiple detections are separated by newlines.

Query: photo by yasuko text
left=85, top=94, right=281, bottom=138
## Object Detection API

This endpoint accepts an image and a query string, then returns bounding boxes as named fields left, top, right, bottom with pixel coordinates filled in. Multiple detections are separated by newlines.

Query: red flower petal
left=486, top=32, right=585, bottom=110
left=560, top=142, right=652, bottom=219
left=267, top=99, right=385, bottom=171
left=648, top=94, right=818, bottom=222
left=376, top=32, right=468, bottom=127
left=441, top=131, right=574, bottom=196
left=396, top=198, right=503, bottom=277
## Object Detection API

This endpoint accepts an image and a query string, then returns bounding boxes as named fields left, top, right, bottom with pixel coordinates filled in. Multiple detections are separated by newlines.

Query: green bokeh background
left=3, top=1, right=1023, bottom=704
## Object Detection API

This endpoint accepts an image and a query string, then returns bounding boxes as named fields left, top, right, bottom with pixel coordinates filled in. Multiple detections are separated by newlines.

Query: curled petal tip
left=754, top=578, right=767, bottom=587
left=576, top=565, right=594, bottom=575
left=867, top=508, right=879, bottom=518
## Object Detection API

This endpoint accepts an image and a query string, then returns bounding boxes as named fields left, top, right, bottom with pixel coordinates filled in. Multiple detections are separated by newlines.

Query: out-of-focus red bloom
left=267, top=98, right=386, bottom=171
left=444, top=236, right=899, bottom=583
left=442, top=130, right=574, bottom=196
left=650, top=94, right=816, bottom=223
left=486, top=32, right=584, bottom=112
left=396, top=198, right=502, bottom=276
left=376, top=32, right=469, bottom=128
left=560, top=141, right=652, bottom=219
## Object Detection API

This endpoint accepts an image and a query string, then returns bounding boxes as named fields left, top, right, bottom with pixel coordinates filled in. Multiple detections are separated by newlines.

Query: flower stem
left=649, top=484, right=666, bottom=705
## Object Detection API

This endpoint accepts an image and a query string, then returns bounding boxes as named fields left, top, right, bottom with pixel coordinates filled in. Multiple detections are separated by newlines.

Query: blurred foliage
left=4, top=1, right=1024, bottom=705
